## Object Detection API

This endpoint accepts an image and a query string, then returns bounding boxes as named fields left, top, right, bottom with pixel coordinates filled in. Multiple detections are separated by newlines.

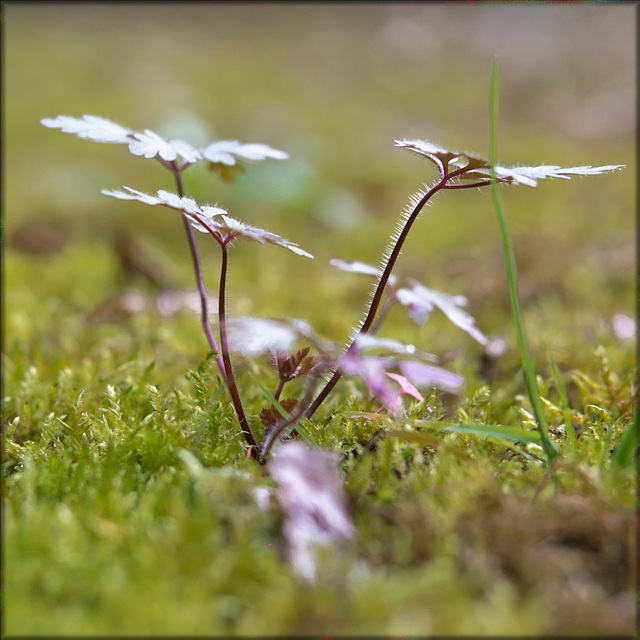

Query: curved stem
left=305, top=174, right=450, bottom=419
left=174, top=170, right=226, bottom=378
left=217, top=243, right=261, bottom=460
left=274, top=379, right=286, bottom=402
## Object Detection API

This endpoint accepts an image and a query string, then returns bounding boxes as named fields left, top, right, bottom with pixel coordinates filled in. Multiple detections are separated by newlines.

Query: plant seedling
left=41, top=90, right=624, bottom=465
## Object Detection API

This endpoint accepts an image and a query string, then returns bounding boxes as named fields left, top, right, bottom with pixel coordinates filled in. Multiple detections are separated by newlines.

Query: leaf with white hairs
left=101, top=186, right=312, bottom=257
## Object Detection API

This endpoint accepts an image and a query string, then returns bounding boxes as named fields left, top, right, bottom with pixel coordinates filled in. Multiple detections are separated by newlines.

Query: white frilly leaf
left=101, top=186, right=312, bottom=258
left=42, top=114, right=285, bottom=167
left=202, top=140, right=288, bottom=165
left=128, top=129, right=178, bottom=161
left=201, top=140, right=244, bottom=165
left=232, top=143, right=289, bottom=162
left=395, top=138, right=624, bottom=187
left=169, top=138, right=203, bottom=164
left=40, top=114, right=132, bottom=143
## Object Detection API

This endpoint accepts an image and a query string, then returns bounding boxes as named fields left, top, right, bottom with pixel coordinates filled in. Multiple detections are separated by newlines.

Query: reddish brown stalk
left=174, top=169, right=227, bottom=379
left=217, top=242, right=261, bottom=461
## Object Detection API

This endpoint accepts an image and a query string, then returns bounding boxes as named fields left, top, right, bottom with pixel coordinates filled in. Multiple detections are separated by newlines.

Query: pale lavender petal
left=396, top=287, right=434, bottom=325
left=399, top=360, right=464, bottom=390
left=270, top=441, right=354, bottom=582
left=612, top=313, right=635, bottom=341
left=340, top=353, right=402, bottom=413
left=397, top=282, right=487, bottom=345
left=384, top=372, right=424, bottom=403
left=353, top=334, right=418, bottom=357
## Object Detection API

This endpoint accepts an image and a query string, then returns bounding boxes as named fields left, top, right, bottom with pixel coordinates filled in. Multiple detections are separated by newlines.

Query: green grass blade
left=611, top=414, right=638, bottom=469
left=488, top=57, right=558, bottom=461
left=549, top=355, right=578, bottom=456
left=429, top=421, right=542, bottom=443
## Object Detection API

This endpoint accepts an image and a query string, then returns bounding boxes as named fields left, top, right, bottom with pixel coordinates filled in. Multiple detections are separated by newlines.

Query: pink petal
left=384, top=372, right=424, bottom=402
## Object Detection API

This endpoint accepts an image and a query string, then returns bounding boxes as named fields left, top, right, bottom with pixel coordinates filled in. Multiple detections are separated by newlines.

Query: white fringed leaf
left=395, top=138, right=624, bottom=187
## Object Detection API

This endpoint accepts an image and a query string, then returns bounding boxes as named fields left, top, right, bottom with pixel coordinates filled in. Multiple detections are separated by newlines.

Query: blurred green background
left=4, top=2, right=634, bottom=364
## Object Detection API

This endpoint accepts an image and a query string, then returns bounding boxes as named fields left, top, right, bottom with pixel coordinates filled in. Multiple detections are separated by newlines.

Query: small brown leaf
left=298, top=355, right=319, bottom=377
left=260, top=398, right=299, bottom=429
left=278, top=347, right=311, bottom=380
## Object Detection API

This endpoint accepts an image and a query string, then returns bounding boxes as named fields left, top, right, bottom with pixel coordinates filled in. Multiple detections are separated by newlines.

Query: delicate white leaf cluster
left=270, top=441, right=355, bottom=582
left=395, top=138, right=624, bottom=187
left=396, top=281, right=488, bottom=345
left=128, top=129, right=201, bottom=163
left=41, top=114, right=288, bottom=167
left=101, top=186, right=313, bottom=258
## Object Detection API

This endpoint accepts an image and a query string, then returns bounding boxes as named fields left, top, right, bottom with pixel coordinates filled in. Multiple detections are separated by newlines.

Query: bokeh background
left=5, top=2, right=635, bottom=360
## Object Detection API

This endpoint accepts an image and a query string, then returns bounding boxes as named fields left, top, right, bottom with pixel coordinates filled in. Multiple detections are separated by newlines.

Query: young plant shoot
left=41, top=111, right=624, bottom=467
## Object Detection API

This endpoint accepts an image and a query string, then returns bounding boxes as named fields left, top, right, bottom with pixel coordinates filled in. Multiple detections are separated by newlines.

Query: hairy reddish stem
left=174, top=169, right=227, bottom=379
left=217, top=243, right=261, bottom=460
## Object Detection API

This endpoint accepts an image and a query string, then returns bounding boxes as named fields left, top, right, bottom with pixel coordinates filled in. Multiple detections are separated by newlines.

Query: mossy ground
left=3, top=4, right=636, bottom=637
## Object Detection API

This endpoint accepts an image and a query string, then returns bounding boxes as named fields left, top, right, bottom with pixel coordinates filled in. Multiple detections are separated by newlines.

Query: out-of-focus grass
left=3, top=4, right=636, bottom=637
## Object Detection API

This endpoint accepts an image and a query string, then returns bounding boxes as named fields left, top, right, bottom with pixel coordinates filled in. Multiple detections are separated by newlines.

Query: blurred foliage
left=3, top=4, right=636, bottom=636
